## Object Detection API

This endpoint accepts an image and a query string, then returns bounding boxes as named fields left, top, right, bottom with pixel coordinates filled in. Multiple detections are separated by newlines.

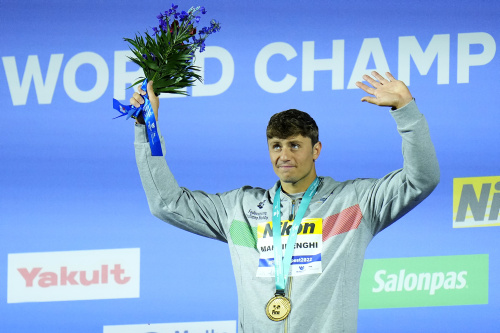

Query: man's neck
left=280, top=173, right=317, bottom=194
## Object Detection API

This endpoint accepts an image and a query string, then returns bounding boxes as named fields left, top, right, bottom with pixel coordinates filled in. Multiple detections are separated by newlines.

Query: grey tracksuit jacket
left=134, top=100, right=440, bottom=332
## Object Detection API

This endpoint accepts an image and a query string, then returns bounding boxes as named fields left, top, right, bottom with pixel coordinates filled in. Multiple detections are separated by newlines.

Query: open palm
left=356, top=71, right=413, bottom=109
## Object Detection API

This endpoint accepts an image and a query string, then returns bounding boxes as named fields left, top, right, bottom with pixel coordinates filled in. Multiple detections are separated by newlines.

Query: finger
left=130, top=98, right=140, bottom=108
left=360, top=96, right=379, bottom=105
left=362, top=74, right=381, bottom=88
left=372, top=71, right=389, bottom=84
left=137, top=85, right=146, bottom=95
left=386, top=72, right=397, bottom=82
left=130, top=92, right=144, bottom=107
left=146, top=80, right=155, bottom=96
left=134, top=92, right=145, bottom=104
left=355, top=81, right=376, bottom=95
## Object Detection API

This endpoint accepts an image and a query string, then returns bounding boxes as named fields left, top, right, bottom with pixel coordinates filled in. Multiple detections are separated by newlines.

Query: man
left=131, top=71, right=439, bottom=332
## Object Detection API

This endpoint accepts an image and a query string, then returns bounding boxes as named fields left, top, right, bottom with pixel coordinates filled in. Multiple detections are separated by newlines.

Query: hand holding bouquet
left=112, top=4, right=221, bottom=156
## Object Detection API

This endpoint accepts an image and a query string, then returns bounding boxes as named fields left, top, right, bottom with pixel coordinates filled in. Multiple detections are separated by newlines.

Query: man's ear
left=313, top=141, right=322, bottom=161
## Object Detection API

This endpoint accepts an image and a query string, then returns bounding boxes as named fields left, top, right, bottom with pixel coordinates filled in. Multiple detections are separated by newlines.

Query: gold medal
left=265, top=294, right=291, bottom=321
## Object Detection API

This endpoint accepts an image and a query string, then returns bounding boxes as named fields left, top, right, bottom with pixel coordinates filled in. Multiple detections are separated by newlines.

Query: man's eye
left=292, top=144, right=299, bottom=149
left=273, top=145, right=281, bottom=150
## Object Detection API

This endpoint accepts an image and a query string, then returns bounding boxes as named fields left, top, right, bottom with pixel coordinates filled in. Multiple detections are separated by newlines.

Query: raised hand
left=130, top=81, right=160, bottom=122
left=355, top=71, right=413, bottom=110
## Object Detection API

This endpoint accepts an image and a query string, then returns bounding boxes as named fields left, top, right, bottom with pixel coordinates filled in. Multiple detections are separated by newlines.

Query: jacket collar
left=268, top=176, right=327, bottom=203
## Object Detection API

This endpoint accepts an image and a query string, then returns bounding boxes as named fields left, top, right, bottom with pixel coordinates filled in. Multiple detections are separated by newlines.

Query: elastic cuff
left=134, top=123, right=148, bottom=143
left=134, top=121, right=162, bottom=143
left=390, top=99, right=422, bottom=127
left=391, top=98, right=415, bottom=111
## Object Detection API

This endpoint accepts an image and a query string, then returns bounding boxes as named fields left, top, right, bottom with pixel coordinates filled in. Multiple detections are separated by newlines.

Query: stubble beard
left=278, top=167, right=313, bottom=187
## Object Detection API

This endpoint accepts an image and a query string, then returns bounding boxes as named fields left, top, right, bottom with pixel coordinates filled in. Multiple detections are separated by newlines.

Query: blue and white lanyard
left=271, top=177, right=319, bottom=294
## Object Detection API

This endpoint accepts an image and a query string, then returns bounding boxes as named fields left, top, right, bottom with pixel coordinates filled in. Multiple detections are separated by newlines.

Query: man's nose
left=279, top=148, right=290, bottom=160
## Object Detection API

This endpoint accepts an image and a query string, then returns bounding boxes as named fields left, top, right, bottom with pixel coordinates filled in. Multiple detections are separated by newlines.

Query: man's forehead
left=267, top=135, right=310, bottom=143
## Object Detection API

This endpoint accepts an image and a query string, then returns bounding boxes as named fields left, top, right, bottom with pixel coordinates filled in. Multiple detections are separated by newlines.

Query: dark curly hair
left=266, top=109, right=319, bottom=146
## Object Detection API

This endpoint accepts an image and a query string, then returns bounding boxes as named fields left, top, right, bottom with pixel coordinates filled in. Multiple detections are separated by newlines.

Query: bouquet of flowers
left=112, top=4, right=221, bottom=156
left=126, top=3, right=221, bottom=95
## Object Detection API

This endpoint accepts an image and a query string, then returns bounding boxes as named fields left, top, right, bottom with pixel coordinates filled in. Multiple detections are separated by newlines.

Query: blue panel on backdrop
left=0, top=0, right=499, bottom=332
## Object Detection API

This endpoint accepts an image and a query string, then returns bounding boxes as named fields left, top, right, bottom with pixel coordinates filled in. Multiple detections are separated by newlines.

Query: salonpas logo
left=359, top=254, right=488, bottom=309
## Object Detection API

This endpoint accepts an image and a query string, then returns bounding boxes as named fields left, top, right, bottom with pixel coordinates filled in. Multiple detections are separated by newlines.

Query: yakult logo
left=18, top=264, right=130, bottom=288
left=7, top=248, right=140, bottom=303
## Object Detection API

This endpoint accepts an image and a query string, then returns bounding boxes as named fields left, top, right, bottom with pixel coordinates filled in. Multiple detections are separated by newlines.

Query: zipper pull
left=289, top=199, right=295, bottom=221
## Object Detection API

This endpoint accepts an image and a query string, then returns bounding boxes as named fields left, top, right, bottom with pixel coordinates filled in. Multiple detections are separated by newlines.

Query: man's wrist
left=135, top=112, right=145, bottom=125
left=394, top=96, right=414, bottom=110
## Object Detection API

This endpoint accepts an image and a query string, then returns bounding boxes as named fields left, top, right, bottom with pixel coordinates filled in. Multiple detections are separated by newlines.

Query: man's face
left=268, top=135, right=322, bottom=193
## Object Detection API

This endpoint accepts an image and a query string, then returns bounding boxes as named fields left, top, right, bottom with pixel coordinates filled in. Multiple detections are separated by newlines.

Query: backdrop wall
left=1, top=0, right=499, bottom=332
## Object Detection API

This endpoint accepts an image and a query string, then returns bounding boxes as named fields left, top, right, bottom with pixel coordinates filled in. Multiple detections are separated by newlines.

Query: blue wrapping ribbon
left=113, top=79, right=162, bottom=156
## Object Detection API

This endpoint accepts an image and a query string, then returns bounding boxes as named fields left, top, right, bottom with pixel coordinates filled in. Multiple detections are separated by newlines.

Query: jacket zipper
left=284, top=198, right=300, bottom=333
left=285, top=275, right=293, bottom=333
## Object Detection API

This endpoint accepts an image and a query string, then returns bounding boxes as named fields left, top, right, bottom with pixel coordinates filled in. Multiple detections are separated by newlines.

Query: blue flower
left=210, top=20, right=221, bottom=33
left=200, top=7, right=206, bottom=14
left=159, top=19, right=168, bottom=31
left=179, top=10, right=188, bottom=21
left=195, top=16, right=201, bottom=23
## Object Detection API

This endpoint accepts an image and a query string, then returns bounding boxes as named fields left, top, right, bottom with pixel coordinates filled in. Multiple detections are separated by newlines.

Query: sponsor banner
left=359, top=254, right=488, bottom=309
left=103, top=320, right=237, bottom=333
left=256, top=218, right=322, bottom=277
left=7, top=248, right=140, bottom=303
left=453, top=176, right=500, bottom=228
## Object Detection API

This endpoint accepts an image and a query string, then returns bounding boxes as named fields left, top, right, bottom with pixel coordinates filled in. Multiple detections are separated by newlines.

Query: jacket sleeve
left=356, top=99, right=440, bottom=235
left=134, top=122, right=235, bottom=243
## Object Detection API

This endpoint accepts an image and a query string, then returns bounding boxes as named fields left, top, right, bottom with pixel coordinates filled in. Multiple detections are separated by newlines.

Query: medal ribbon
left=272, top=177, right=319, bottom=294
left=112, top=79, right=162, bottom=156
